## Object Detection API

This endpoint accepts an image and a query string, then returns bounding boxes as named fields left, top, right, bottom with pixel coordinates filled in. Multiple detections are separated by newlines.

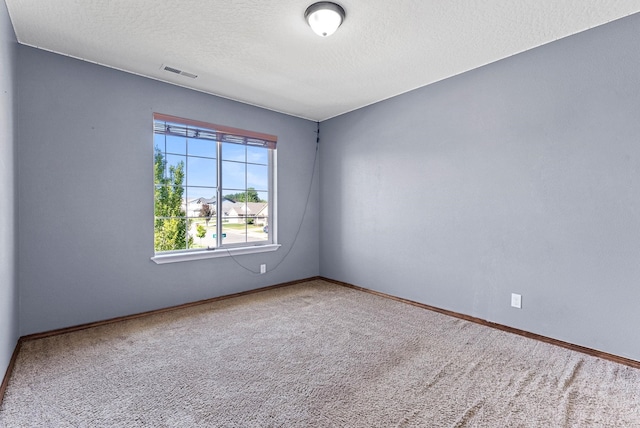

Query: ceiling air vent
left=161, top=64, right=197, bottom=79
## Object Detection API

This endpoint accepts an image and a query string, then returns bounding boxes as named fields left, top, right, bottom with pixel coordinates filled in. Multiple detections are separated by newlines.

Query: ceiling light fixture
left=305, top=2, right=345, bottom=37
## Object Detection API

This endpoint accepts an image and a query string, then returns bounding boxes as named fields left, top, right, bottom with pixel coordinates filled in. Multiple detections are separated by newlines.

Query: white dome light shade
left=305, top=2, right=345, bottom=37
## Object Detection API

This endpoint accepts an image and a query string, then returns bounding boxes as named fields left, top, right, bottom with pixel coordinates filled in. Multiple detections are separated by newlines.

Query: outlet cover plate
left=511, top=293, right=522, bottom=309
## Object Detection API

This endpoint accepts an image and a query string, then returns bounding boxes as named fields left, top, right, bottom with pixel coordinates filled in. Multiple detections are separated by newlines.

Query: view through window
left=153, top=114, right=275, bottom=253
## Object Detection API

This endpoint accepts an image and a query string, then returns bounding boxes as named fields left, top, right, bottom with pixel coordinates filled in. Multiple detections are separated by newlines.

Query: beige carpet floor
left=1, top=279, right=639, bottom=427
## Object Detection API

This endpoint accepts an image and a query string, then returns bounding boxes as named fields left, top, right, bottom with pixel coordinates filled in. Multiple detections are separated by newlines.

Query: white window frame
left=151, top=113, right=279, bottom=264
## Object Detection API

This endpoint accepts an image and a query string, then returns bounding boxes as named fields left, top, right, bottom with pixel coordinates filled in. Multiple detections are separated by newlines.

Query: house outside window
left=153, top=113, right=276, bottom=255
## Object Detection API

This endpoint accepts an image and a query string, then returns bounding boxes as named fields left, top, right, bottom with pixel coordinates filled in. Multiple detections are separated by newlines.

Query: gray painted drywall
left=320, top=13, right=640, bottom=360
left=17, top=47, right=319, bottom=335
left=0, top=0, right=18, bottom=378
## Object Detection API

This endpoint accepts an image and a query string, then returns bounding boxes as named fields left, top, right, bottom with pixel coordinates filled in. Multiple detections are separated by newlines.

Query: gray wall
left=320, top=13, right=640, bottom=360
left=10, top=6, right=640, bottom=364
left=0, top=0, right=18, bottom=377
left=17, top=47, right=319, bottom=335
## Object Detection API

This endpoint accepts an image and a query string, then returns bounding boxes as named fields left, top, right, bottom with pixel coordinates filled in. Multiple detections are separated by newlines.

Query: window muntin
left=153, top=114, right=275, bottom=254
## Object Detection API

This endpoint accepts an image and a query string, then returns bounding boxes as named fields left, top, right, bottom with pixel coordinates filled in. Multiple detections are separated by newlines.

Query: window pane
left=183, top=193, right=215, bottom=218
left=154, top=218, right=190, bottom=251
left=188, top=138, right=216, bottom=158
left=190, top=217, right=216, bottom=249
left=246, top=146, right=268, bottom=165
left=220, top=200, right=269, bottom=245
left=222, top=220, right=248, bottom=246
left=187, top=156, right=217, bottom=187
left=222, top=143, right=245, bottom=161
left=222, top=200, right=242, bottom=219
left=247, top=200, right=269, bottom=243
left=165, top=154, right=186, bottom=182
left=165, top=135, right=186, bottom=155
left=153, top=134, right=165, bottom=153
left=197, top=200, right=216, bottom=218
left=154, top=185, right=186, bottom=217
left=247, top=225, right=269, bottom=243
left=222, top=162, right=246, bottom=191
left=247, top=164, right=268, bottom=191
left=255, top=194, right=269, bottom=227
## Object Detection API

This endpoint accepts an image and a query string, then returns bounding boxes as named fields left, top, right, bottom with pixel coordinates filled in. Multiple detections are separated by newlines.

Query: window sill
left=151, top=244, right=281, bottom=265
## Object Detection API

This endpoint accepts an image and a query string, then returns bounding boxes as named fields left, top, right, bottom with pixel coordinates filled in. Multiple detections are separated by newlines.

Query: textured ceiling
left=5, top=1, right=640, bottom=121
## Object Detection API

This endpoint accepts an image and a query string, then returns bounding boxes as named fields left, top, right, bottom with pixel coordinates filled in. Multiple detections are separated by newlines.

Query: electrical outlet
left=511, top=293, right=522, bottom=309
left=260, top=264, right=266, bottom=274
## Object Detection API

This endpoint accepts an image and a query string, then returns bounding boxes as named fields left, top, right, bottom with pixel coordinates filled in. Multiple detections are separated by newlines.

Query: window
left=152, top=113, right=276, bottom=261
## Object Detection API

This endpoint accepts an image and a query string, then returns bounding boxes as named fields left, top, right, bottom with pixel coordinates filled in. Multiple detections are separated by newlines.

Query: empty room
left=2, top=1, right=640, bottom=426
